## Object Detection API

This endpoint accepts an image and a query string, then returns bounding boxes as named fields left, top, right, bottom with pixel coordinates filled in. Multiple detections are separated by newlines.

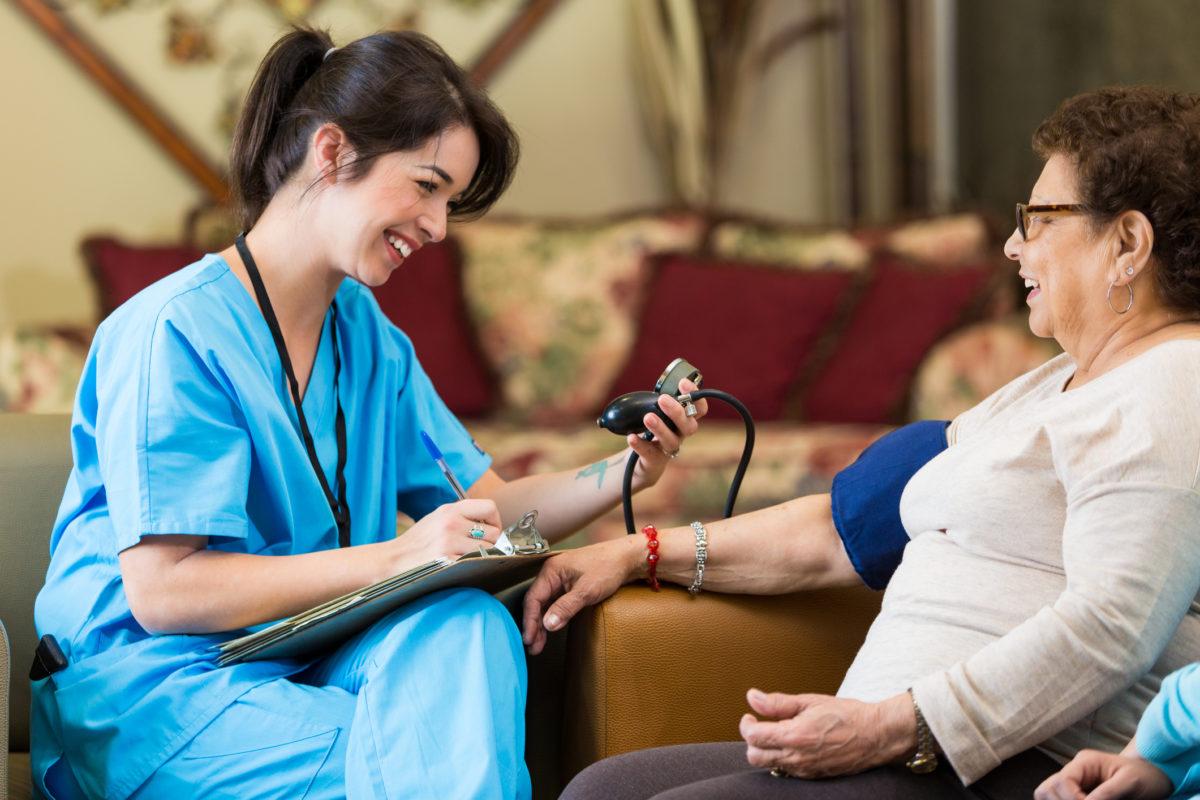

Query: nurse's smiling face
left=313, top=124, right=481, bottom=287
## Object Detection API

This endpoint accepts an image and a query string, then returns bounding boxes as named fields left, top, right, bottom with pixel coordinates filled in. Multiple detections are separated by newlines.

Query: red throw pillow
left=370, top=239, right=498, bottom=418
left=605, top=254, right=855, bottom=421
left=82, top=237, right=204, bottom=318
left=798, top=256, right=994, bottom=424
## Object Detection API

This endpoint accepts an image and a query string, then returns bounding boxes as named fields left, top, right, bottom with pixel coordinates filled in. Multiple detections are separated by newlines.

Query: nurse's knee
left=433, top=587, right=509, bottom=620
left=427, top=588, right=518, bottom=642
left=378, top=588, right=518, bottom=655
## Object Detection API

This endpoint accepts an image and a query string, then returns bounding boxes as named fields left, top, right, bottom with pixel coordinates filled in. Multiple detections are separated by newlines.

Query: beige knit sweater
left=838, top=341, right=1200, bottom=784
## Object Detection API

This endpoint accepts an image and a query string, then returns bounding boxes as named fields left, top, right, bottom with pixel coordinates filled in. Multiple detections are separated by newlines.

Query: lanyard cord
left=235, top=234, right=351, bottom=548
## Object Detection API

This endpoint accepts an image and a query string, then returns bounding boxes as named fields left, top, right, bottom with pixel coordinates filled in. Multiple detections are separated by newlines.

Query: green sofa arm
left=2, top=620, right=9, bottom=798
left=561, top=583, right=881, bottom=780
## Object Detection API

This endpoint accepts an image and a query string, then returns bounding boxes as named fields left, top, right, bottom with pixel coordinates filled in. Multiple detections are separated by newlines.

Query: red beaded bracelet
left=642, top=524, right=661, bottom=591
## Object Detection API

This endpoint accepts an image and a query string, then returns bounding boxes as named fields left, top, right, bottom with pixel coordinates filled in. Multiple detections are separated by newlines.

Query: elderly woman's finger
left=521, top=561, right=564, bottom=647
left=739, top=716, right=797, bottom=751
left=744, top=743, right=790, bottom=769
left=747, top=689, right=819, bottom=720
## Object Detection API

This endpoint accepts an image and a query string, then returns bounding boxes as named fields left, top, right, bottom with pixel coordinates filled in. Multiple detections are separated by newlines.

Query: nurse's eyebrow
left=419, top=165, right=453, bottom=185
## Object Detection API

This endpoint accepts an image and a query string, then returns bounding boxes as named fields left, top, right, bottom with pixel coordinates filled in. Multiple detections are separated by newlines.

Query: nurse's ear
left=309, top=122, right=356, bottom=187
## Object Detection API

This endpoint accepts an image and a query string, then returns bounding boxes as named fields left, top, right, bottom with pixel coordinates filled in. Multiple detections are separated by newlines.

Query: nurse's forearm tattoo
left=576, top=455, right=628, bottom=489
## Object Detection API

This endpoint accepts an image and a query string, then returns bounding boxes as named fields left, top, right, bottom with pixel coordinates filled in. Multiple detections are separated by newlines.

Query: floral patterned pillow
left=454, top=214, right=703, bottom=423
left=909, top=314, right=1061, bottom=421
left=0, top=327, right=89, bottom=414
left=708, top=221, right=871, bottom=271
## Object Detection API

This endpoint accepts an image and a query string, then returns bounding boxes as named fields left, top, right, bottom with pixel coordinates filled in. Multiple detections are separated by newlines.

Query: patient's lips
left=1021, top=274, right=1041, bottom=302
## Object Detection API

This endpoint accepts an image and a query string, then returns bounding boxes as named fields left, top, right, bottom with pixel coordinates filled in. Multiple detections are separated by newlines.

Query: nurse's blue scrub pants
left=127, top=588, right=531, bottom=800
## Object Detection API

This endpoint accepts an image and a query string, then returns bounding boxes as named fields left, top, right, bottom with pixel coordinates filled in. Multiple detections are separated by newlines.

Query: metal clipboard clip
left=488, top=510, right=548, bottom=557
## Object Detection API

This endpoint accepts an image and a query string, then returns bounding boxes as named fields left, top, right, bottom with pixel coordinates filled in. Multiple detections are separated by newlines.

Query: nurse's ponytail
left=230, top=28, right=333, bottom=229
left=228, top=26, right=518, bottom=231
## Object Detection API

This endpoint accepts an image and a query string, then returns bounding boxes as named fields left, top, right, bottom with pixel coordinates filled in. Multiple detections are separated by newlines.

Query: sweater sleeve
left=912, top=480, right=1200, bottom=784
left=1137, top=663, right=1200, bottom=794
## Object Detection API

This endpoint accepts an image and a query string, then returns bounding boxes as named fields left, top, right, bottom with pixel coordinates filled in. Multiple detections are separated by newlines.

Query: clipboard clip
left=489, top=510, right=547, bottom=557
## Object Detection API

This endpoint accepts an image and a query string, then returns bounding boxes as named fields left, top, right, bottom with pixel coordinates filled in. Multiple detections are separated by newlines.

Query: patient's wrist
left=878, top=692, right=921, bottom=764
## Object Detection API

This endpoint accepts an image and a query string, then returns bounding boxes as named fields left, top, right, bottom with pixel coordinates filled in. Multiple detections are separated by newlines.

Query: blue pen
left=420, top=430, right=469, bottom=500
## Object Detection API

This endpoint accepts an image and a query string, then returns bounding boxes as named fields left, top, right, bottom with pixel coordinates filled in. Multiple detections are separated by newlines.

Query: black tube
left=622, top=389, right=755, bottom=534
left=622, top=448, right=638, bottom=535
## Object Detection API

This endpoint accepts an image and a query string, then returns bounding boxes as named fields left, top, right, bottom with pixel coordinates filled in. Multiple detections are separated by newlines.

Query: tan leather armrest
left=562, top=583, right=880, bottom=778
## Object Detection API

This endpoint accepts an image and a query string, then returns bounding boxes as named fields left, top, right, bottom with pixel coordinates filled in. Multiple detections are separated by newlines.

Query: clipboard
left=216, top=511, right=550, bottom=666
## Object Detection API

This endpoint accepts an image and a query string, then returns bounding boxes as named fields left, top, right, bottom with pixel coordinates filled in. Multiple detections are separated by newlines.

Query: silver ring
left=468, top=525, right=486, bottom=540
left=769, top=767, right=790, bottom=778
left=665, top=446, right=680, bottom=459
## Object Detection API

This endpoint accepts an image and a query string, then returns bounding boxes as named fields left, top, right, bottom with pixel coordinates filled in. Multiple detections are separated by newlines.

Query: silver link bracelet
left=688, top=520, right=708, bottom=595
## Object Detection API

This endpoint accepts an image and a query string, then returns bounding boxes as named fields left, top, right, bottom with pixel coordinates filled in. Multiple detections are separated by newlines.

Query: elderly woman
left=522, top=85, right=1200, bottom=800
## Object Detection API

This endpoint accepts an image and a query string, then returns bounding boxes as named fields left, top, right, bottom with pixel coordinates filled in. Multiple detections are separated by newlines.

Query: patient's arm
left=653, top=492, right=859, bottom=593
left=522, top=492, right=860, bottom=654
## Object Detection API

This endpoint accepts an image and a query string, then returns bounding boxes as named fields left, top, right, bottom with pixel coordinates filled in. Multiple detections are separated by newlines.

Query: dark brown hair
left=1032, top=86, right=1200, bottom=314
left=230, top=27, right=519, bottom=230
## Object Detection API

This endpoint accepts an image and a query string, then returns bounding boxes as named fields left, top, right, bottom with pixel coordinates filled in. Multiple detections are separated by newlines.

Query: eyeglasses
left=1015, top=202, right=1085, bottom=241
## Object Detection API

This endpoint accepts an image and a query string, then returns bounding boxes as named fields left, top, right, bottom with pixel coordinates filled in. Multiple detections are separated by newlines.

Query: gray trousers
left=561, top=742, right=1060, bottom=800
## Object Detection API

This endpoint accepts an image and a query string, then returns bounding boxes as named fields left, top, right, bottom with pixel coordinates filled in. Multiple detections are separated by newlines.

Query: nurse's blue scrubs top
left=32, top=255, right=491, bottom=799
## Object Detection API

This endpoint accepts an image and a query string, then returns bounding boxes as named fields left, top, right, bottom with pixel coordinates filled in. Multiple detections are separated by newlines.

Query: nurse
left=31, top=27, right=705, bottom=800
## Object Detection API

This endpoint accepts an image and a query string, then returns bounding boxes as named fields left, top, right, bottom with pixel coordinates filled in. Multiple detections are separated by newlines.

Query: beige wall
left=3, top=2, right=206, bottom=328
left=1, top=0, right=837, bottom=329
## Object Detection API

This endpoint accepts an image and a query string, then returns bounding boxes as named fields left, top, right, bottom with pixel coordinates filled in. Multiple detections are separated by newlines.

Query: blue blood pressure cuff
left=829, top=420, right=949, bottom=590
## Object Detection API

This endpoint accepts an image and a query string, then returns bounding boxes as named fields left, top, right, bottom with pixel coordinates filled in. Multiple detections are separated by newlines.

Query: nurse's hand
left=392, top=498, right=504, bottom=567
left=629, top=378, right=707, bottom=488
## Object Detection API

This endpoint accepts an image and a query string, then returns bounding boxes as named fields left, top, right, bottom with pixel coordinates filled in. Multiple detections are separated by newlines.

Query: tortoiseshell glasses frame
left=1015, top=202, right=1086, bottom=240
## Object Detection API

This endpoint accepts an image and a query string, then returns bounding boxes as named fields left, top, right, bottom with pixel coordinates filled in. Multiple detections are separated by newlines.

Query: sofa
left=0, top=211, right=1059, bottom=797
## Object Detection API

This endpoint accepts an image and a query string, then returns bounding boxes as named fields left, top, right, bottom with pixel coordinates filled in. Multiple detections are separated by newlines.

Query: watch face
left=906, top=754, right=939, bottom=774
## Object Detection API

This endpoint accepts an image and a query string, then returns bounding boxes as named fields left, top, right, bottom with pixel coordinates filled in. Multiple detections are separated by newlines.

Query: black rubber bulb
left=596, top=391, right=679, bottom=436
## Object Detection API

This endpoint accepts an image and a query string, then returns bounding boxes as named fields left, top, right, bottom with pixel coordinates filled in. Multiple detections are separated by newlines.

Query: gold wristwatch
left=905, top=689, right=939, bottom=774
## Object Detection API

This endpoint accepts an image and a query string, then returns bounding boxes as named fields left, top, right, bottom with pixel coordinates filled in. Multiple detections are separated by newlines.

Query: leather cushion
left=562, top=584, right=881, bottom=780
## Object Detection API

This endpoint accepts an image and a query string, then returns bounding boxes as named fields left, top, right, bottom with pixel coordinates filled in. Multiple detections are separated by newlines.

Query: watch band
left=905, top=689, right=939, bottom=774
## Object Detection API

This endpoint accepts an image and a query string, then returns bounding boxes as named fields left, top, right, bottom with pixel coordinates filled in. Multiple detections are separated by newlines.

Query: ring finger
left=644, top=414, right=683, bottom=454
left=464, top=520, right=502, bottom=544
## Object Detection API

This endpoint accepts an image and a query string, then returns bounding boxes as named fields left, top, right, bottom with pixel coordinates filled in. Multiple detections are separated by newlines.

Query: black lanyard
left=235, top=234, right=351, bottom=548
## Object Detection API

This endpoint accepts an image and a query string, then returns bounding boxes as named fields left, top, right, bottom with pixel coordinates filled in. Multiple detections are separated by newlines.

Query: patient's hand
left=738, top=690, right=916, bottom=778
left=1035, top=750, right=1172, bottom=800
left=521, top=537, right=642, bottom=655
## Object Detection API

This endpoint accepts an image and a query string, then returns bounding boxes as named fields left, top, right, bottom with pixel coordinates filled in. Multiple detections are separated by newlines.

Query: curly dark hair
left=1032, top=86, right=1200, bottom=314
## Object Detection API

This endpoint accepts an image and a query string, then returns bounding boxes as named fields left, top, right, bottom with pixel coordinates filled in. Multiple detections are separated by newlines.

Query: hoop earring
left=1106, top=281, right=1134, bottom=314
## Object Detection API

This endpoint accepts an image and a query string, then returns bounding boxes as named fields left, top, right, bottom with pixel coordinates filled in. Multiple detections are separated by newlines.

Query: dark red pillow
left=605, top=254, right=855, bottom=421
left=82, top=237, right=204, bottom=318
left=798, top=256, right=994, bottom=424
left=370, top=239, right=498, bottom=418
